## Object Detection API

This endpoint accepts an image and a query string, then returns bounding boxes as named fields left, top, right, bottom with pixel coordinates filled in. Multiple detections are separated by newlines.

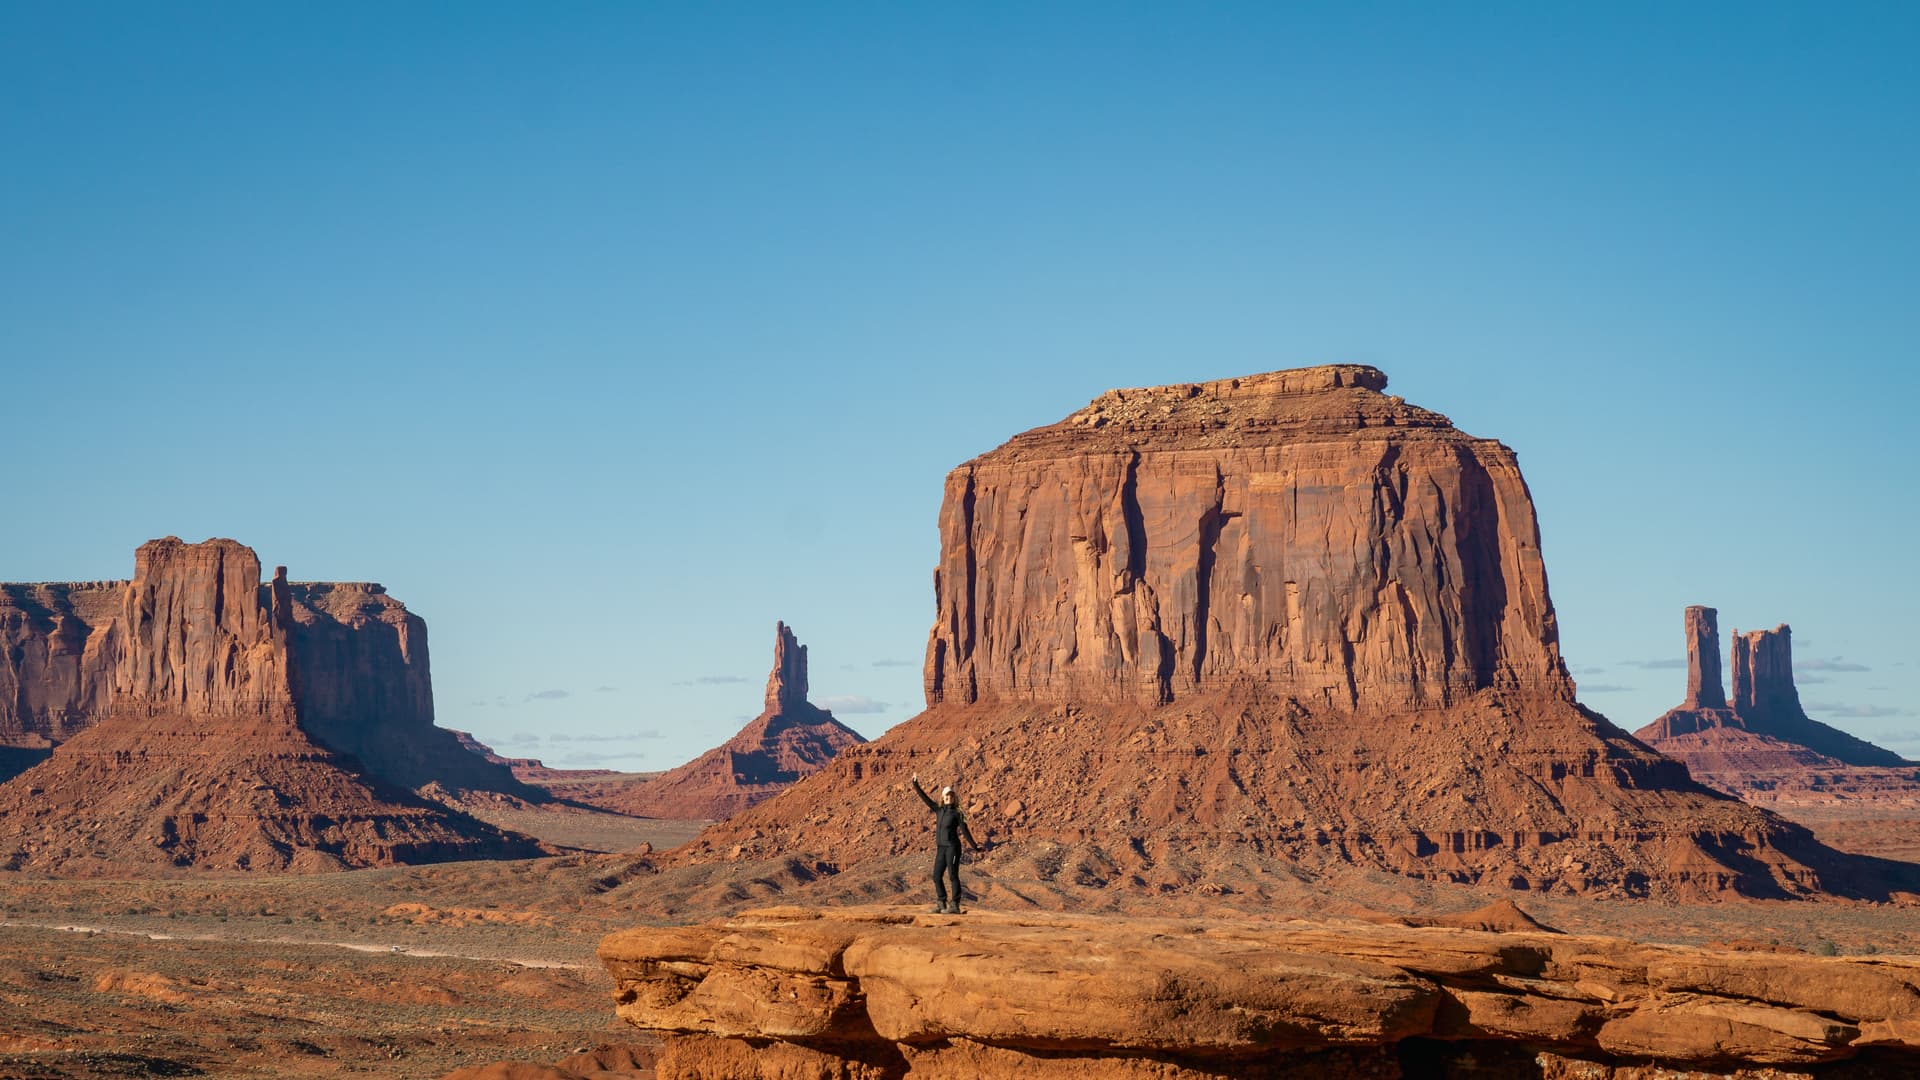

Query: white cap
left=941, top=786, right=954, bottom=798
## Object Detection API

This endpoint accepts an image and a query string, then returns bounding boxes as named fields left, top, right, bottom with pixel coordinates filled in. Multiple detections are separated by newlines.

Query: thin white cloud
left=1621, top=658, right=1687, bottom=670
left=871, top=659, right=916, bottom=668
left=526, top=689, right=571, bottom=701
left=1803, top=701, right=1909, bottom=719
left=1797, top=657, right=1871, bottom=673
left=818, top=695, right=890, bottom=714
left=674, top=674, right=749, bottom=687
left=1578, top=683, right=1635, bottom=694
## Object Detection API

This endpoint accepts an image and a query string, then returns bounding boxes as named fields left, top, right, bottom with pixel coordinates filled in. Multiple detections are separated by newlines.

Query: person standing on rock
left=911, top=772, right=983, bottom=914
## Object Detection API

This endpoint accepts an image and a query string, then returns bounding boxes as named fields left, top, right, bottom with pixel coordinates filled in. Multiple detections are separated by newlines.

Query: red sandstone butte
left=674, top=365, right=1900, bottom=901
left=0, top=538, right=545, bottom=873
left=590, top=623, right=867, bottom=820
left=1635, top=606, right=1915, bottom=799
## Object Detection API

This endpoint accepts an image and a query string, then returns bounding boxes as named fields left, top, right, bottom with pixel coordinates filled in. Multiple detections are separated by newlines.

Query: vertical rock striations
left=1683, top=605, right=1726, bottom=710
left=0, top=538, right=546, bottom=873
left=591, top=622, right=867, bottom=820
left=766, top=620, right=808, bottom=712
left=676, top=366, right=1891, bottom=901
left=923, top=365, right=1573, bottom=711
left=0, top=582, right=122, bottom=777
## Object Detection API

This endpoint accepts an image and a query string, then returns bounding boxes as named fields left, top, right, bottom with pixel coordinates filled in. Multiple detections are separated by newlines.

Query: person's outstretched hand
left=910, top=772, right=918, bottom=784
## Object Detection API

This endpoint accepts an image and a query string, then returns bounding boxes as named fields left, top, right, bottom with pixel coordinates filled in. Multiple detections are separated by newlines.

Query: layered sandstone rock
left=588, top=624, right=867, bottom=820
left=599, top=906, right=1920, bottom=1077
left=675, top=367, right=1885, bottom=901
left=0, top=538, right=544, bottom=872
left=0, top=583, right=123, bottom=747
left=0, top=540, right=539, bottom=797
left=1684, top=605, right=1727, bottom=710
left=923, top=365, right=1570, bottom=710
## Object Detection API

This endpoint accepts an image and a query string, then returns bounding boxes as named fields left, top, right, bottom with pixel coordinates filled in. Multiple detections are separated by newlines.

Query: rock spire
left=594, top=622, right=865, bottom=820
left=1683, top=605, right=1726, bottom=710
left=1635, top=608, right=1908, bottom=780
left=765, top=621, right=808, bottom=711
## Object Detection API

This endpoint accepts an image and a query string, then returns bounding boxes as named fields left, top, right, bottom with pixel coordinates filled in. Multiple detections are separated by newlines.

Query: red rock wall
left=114, top=538, right=297, bottom=716
left=924, top=366, right=1571, bottom=709
left=1731, top=624, right=1799, bottom=716
left=0, top=582, right=123, bottom=746
left=0, top=538, right=533, bottom=797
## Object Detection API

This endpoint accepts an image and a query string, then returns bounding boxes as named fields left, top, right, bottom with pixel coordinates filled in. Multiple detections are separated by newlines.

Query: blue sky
left=4, top=3, right=1915, bottom=769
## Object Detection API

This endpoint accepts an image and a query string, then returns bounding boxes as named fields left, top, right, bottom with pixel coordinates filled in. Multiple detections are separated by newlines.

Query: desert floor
left=1, top=800, right=1916, bottom=1078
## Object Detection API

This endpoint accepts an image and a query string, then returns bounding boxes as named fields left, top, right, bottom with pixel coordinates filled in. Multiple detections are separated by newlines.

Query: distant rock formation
left=1637, top=608, right=1907, bottom=769
left=1636, top=607, right=1915, bottom=807
left=586, top=623, right=867, bottom=820
left=0, top=538, right=545, bottom=872
left=600, top=906, right=1920, bottom=1077
left=1, top=541, right=540, bottom=796
left=675, top=366, right=1902, bottom=901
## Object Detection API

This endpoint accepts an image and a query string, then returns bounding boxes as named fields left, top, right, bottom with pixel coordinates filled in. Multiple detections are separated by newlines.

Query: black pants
left=933, top=844, right=961, bottom=906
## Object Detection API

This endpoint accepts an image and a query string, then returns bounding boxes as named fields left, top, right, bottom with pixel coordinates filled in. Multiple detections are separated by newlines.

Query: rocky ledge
left=599, top=905, right=1920, bottom=1078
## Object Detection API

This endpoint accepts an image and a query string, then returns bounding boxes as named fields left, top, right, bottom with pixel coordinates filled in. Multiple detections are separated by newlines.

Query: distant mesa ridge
left=677, top=364, right=1908, bottom=901
left=0, top=537, right=545, bottom=873
left=586, top=621, right=867, bottom=820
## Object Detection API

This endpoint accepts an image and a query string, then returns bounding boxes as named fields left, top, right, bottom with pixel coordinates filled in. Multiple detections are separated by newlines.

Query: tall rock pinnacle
left=1731, top=624, right=1798, bottom=716
left=598, top=620, right=865, bottom=819
left=765, top=621, right=808, bottom=711
left=1683, top=605, right=1726, bottom=709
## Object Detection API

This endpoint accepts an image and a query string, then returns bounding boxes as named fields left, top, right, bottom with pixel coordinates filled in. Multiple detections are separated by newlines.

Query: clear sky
left=4, top=3, right=1916, bottom=770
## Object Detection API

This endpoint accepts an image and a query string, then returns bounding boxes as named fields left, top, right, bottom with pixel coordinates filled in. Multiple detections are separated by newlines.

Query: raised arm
left=910, top=773, right=937, bottom=810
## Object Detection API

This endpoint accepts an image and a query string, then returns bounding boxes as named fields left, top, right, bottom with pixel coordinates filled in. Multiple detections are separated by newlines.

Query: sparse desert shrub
left=1812, top=939, right=1839, bottom=956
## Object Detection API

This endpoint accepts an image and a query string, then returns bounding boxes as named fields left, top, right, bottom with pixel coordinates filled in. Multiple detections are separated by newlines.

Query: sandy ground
left=2, top=799, right=1918, bottom=1078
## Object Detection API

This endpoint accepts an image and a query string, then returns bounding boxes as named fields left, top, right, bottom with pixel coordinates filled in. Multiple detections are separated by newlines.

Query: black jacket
left=912, top=779, right=980, bottom=850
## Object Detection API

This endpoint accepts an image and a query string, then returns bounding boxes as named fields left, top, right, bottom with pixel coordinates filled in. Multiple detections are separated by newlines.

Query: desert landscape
left=7, top=6, right=1917, bottom=1079
left=4, top=365, right=1920, bottom=1079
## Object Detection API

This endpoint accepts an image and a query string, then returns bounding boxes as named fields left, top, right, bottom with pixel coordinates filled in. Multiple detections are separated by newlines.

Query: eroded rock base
left=600, top=907, right=1920, bottom=1079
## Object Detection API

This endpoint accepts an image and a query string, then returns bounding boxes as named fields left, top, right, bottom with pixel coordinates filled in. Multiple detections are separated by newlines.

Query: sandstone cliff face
left=115, top=538, right=297, bottom=714
left=590, top=623, right=867, bottom=820
left=1684, top=604, right=1727, bottom=710
left=679, top=367, right=1898, bottom=902
left=0, top=538, right=544, bottom=872
left=924, top=365, right=1571, bottom=710
left=0, top=582, right=124, bottom=749
left=0, top=540, right=537, bottom=797
left=599, top=906, right=1920, bottom=1078
left=287, top=580, right=540, bottom=794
